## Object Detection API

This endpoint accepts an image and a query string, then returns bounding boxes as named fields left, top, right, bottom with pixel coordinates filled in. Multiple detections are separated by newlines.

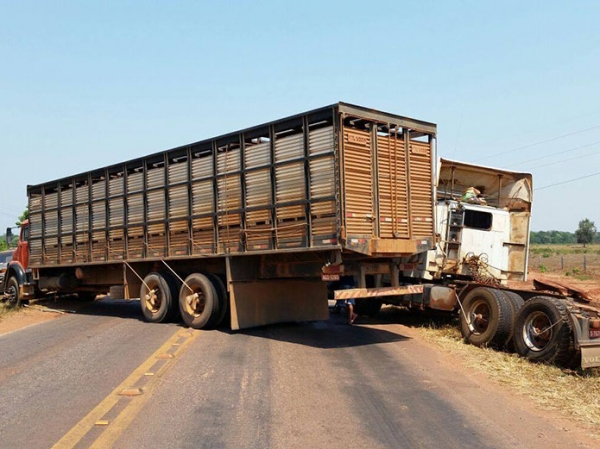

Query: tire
left=179, top=273, right=220, bottom=329
left=498, top=290, right=524, bottom=350
left=354, top=299, right=382, bottom=317
left=140, top=272, right=176, bottom=323
left=460, top=287, right=513, bottom=348
left=205, top=273, right=228, bottom=328
left=513, top=296, right=576, bottom=366
left=5, top=277, right=21, bottom=308
left=77, top=292, right=97, bottom=301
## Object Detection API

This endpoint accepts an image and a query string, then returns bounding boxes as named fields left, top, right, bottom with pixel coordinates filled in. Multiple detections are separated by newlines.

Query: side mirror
left=6, top=227, right=12, bottom=246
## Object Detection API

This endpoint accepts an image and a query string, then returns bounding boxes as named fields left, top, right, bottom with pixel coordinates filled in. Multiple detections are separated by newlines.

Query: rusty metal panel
left=408, top=140, right=434, bottom=238
left=377, top=134, right=409, bottom=238
left=507, top=211, right=530, bottom=280
left=343, top=128, right=373, bottom=237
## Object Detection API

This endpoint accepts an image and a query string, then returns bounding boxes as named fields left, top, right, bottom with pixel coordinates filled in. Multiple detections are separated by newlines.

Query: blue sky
left=1, top=0, right=599, bottom=233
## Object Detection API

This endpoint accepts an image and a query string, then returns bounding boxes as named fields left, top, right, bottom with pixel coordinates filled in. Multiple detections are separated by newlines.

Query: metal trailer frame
left=24, top=102, right=438, bottom=329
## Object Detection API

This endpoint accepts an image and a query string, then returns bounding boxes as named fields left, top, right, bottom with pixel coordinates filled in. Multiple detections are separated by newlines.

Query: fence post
left=583, top=255, right=587, bottom=273
left=561, top=256, right=564, bottom=270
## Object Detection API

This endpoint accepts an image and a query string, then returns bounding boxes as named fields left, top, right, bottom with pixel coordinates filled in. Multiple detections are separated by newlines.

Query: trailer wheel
left=140, top=272, right=175, bottom=323
left=5, top=277, right=21, bottom=308
left=513, top=296, right=575, bottom=366
left=498, top=290, right=524, bottom=350
left=179, top=273, right=220, bottom=329
left=460, top=287, right=513, bottom=348
left=354, top=299, right=382, bottom=317
left=205, top=273, right=228, bottom=328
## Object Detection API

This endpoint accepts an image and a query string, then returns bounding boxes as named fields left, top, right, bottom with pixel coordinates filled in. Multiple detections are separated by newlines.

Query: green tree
left=575, top=218, right=596, bottom=247
left=16, top=207, right=29, bottom=226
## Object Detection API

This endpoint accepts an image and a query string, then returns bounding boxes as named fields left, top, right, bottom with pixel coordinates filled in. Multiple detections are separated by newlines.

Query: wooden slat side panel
left=192, top=217, right=215, bottom=254
left=168, top=161, right=188, bottom=184
left=309, top=126, right=334, bottom=156
left=275, top=163, right=305, bottom=204
left=309, top=156, right=335, bottom=199
left=192, top=180, right=214, bottom=216
left=192, top=154, right=213, bottom=180
left=408, top=140, right=434, bottom=237
left=147, top=190, right=166, bottom=222
left=217, top=149, right=241, bottom=175
left=245, top=141, right=270, bottom=169
left=169, top=185, right=188, bottom=219
left=61, top=208, right=73, bottom=234
left=377, top=135, right=409, bottom=238
left=92, top=202, right=106, bottom=230
left=109, top=198, right=124, bottom=228
left=217, top=175, right=241, bottom=212
left=275, top=133, right=303, bottom=163
left=127, top=194, right=144, bottom=225
left=343, top=128, right=373, bottom=236
left=169, top=219, right=188, bottom=256
left=246, top=169, right=271, bottom=208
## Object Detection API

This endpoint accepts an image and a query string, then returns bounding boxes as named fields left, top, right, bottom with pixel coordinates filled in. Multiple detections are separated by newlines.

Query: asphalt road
left=0, top=299, right=594, bottom=449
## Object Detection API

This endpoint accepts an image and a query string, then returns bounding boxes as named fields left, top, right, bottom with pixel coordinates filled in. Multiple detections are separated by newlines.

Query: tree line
left=531, top=219, right=599, bottom=245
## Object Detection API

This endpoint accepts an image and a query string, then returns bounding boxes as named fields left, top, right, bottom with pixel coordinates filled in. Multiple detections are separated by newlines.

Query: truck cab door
left=15, top=224, right=30, bottom=270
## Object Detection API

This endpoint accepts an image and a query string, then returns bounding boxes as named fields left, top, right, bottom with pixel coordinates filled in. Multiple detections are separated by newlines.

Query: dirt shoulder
left=0, top=297, right=91, bottom=336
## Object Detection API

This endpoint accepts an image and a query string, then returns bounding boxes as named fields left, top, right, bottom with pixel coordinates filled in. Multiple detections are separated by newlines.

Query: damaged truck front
left=328, top=158, right=600, bottom=369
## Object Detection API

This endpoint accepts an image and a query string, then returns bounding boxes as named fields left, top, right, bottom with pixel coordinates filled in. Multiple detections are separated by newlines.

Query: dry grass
left=420, top=324, right=600, bottom=436
left=0, top=303, right=18, bottom=322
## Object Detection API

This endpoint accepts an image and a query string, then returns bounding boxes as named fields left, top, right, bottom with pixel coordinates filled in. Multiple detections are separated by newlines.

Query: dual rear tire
left=140, top=271, right=229, bottom=329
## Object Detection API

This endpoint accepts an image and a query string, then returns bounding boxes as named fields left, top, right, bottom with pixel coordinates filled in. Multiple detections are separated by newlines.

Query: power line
left=505, top=140, right=600, bottom=168
left=527, top=150, right=600, bottom=170
left=473, top=124, right=600, bottom=163
left=536, top=171, right=600, bottom=191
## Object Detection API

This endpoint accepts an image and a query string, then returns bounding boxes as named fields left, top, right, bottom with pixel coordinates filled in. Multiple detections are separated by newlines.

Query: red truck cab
left=2, top=221, right=31, bottom=306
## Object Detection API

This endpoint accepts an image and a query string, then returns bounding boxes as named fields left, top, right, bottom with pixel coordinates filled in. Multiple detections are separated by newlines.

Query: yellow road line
left=52, top=329, right=199, bottom=449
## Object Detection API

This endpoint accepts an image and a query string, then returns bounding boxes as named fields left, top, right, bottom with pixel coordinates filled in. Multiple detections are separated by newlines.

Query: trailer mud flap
left=229, top=280, right=329, bottom=330
left=581, top=346, right=600, bottom=369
